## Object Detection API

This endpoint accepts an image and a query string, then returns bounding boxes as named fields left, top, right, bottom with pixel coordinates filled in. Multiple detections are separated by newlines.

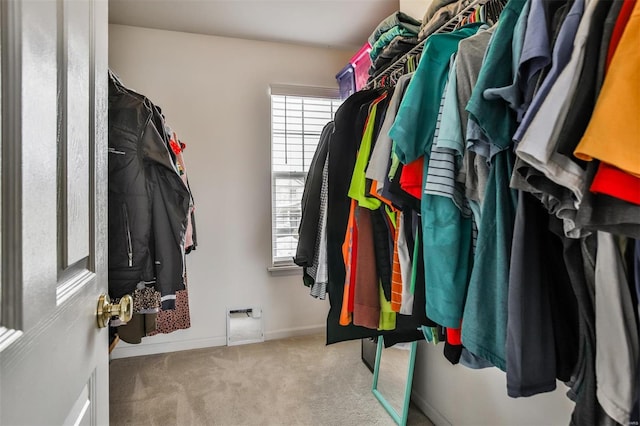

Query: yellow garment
left=378, top=284, right=396, bottom=331
left=348, top=101, right=383, bottom=210
left=573, top=2, right=640, bottom=177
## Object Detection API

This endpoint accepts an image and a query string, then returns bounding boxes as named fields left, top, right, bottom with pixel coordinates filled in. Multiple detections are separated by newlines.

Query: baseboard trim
left=411, top=388, right=452, bottom=426
left=264, top=324, right=324, bottom=341
left=109, top=325, right=325, bottom=360
left=109, top=336, right=227, bottom=360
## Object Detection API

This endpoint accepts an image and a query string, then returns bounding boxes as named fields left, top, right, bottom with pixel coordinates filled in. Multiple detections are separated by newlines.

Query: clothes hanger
left=108, top=69, right=125, bottom=86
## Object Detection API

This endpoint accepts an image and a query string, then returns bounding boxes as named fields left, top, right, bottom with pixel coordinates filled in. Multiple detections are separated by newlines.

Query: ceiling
left=108, top=0, right=401, bottom=51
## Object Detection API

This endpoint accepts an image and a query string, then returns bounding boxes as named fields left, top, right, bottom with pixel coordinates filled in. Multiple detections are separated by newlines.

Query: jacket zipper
left=122, top=204, right=133, bottom=267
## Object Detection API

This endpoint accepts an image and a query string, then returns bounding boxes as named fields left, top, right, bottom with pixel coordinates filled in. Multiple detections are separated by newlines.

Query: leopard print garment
left=132, top=285, right=161, bottom=313
left=147, top=287, right=191, bottom=335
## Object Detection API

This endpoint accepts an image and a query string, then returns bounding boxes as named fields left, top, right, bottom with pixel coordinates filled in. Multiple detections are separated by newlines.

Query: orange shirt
left=574, top=0, right=640, bottom=177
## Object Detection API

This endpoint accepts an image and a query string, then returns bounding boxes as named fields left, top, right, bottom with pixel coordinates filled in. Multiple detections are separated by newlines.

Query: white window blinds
left=270, top=91, right=341, bottom=266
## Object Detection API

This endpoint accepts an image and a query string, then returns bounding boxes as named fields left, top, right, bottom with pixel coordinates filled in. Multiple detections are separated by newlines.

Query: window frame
left=269, top=84, right=341, bottom=269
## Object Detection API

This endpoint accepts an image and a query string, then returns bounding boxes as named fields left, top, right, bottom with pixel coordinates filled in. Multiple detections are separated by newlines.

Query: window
left=270, top=85, right=341, bottom=267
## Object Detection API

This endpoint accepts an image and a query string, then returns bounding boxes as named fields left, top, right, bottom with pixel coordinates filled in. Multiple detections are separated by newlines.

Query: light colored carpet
left=109, top=334, right=433, bottom=426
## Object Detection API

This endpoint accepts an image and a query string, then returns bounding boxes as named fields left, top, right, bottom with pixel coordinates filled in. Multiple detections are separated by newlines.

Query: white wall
left=400, top=0, right=432, bottom=20
left=412, top=342, right=575, bottom=425
left=108, top=24, right=353, bottom=359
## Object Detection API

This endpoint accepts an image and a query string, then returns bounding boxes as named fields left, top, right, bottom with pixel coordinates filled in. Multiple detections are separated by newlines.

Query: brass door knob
left=96, top=294, right=133, bottom=328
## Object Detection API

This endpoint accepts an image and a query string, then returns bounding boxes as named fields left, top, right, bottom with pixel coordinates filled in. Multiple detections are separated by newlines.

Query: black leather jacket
left=108, top=75, right=190, bottom=310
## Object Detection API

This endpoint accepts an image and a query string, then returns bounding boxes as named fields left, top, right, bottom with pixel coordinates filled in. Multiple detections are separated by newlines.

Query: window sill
left=267, top=265, right=303, bottom=276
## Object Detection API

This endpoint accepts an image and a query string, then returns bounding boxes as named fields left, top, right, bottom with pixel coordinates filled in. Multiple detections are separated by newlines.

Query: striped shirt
left=423, top=63, right=472, bottom=219
left=423, top=54, right=477, bottom=253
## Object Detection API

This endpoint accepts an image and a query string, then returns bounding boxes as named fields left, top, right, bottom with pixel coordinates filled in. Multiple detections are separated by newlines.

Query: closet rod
left=364, top=0, right=486, bottom=90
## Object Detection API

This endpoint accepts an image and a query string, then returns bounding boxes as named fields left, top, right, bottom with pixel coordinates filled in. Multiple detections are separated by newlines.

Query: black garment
left=186, top=208, right=198, bottom=254
left=379, top=162, right=417, bottom=211
left=117, top=313, right=158, bottom=344
left=635, top=241, right=640, bottom=426
left=411, top=219, right=438, bottom=328
left=444, top=341, right=463, bottom=364
left=624, top=240, right=639, bottom=320
left=547, top=219, right=580, bottom=383
left=387, top=163, right=421, bottom=212
left=559, top=232, right=617, bottom=426
left=372, top=88, right=393, bottom=142
left=294, top=121, right=334, bottom=267
left=596, top=0, right=624, bottom=95
left=507, top=191, right=557, bottom=397
left=507, top=192, right=579, bottom=397
left=556, top=0, right=614, bottom=159
left=108, top=76, right=191, bottom=310
left=369, top=37, right=419, bottom=78
left=403, top=209, right=416, bottom=261
left=545, top=0, right=571, bottom=37
left=326, top=89, right=385, bottom=345
left=380, top=317, right=426, bottom=347
left=576, top=162, right=640, bottom=240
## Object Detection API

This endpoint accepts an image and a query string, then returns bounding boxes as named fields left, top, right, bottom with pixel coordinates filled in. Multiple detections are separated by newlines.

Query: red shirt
left=399, top=157, right=424, bottom=199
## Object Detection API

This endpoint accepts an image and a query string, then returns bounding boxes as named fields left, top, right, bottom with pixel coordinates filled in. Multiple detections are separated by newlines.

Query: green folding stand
left=371, top=336, right=418, bottom=426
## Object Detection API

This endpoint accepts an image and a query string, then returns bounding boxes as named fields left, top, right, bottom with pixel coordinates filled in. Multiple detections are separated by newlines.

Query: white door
left=0, top=0, right=109, bottom=425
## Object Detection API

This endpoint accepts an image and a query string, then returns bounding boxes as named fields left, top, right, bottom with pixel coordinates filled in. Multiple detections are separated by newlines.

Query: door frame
left=0, top=0, right=26, bottom=350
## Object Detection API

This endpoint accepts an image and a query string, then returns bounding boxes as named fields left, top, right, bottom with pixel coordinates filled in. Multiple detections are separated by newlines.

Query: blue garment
left=466, top=117, right=497, bottom=160
left=516, top=0, right=553, bottom=121
left=512, top=0, right=585, bottom=142
left=460, top=348, right=494, bottom=369
left=436, top=56, right=465, bottom=162
left=455, top=28, right=494, bottom=231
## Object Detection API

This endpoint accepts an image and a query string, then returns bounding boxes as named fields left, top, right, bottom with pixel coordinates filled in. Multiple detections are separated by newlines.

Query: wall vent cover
left=226, top=307, right=264, bottom=346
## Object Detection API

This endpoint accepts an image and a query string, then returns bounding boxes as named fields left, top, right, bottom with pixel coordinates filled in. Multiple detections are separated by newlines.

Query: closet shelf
left=365, top=0, right=485, bottom=90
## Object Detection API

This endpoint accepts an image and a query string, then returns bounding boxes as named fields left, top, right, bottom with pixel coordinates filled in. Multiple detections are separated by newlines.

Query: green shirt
left=389, top=23, right=483, bottom=329
left=461, top=0, right=527, bottom=372
left=466, top=0, right=528, bottom=154
left=348, top=101, right=382, bottom=210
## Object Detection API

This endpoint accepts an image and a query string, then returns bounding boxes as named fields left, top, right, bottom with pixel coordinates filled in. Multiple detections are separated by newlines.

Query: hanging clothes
left=325, top=88, right=385, bottom=344
left=310, top=0, right=640, bottom=421
left=108, top=74, right=190, bottom=311
left=108, top=72, right=196, bottom=343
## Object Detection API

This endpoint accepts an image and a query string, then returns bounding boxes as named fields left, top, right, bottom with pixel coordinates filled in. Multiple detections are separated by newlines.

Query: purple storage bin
left=336, top=63, right=356, bottom=100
